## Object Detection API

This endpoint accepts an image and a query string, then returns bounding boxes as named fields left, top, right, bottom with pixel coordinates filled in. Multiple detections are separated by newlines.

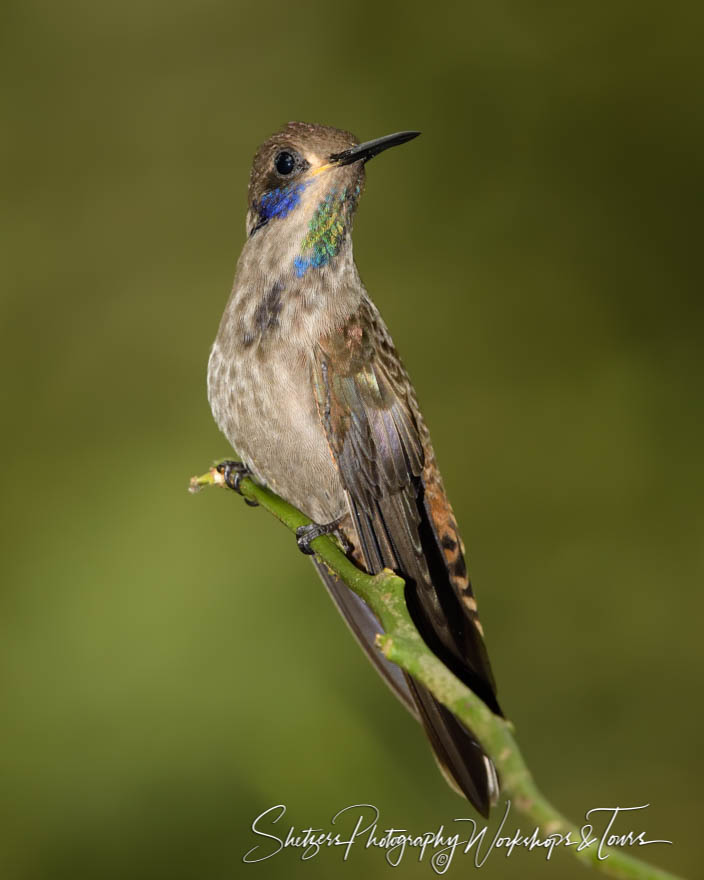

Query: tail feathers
left=405, top=675, right=499, bottom=817
left=311, top=557, right=419, bottom=718
left=312, top=555, right=499, bottom=817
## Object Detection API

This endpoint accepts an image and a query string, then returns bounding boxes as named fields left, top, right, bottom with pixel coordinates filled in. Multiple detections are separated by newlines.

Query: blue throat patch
left=258, top=182, right=307, bottom=222
left=255, top=181, right=360, bottom=277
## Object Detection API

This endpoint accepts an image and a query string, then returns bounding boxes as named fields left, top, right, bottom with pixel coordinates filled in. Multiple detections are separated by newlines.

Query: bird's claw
left=216, top=461, right=259, bottom=506
left=296, top=520, right=339, bottom=555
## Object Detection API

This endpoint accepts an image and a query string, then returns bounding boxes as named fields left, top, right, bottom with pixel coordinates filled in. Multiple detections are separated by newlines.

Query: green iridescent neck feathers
left=255, top=181, right=360, bottom=277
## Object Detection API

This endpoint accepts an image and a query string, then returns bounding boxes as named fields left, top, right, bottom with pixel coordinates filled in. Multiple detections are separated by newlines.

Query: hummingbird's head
left=245, top=122, right=420, bottom=278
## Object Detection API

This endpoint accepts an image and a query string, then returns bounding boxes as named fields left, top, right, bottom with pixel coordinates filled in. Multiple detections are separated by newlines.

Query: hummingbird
left=207, top=122, right=503, bottom=816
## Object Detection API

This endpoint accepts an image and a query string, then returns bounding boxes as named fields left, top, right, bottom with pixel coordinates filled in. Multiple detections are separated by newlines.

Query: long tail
left=311, top=553, right=499, bottom=816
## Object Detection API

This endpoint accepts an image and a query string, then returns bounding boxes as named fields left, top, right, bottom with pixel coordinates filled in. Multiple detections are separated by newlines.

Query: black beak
left=330, top=130, right=421, bottom=166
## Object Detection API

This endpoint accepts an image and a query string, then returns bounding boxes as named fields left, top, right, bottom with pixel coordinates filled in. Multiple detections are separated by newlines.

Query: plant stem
left=189, top=464, right=683, bottom=880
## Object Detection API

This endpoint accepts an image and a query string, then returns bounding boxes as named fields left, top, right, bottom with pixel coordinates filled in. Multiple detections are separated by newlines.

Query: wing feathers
left=312, top=297, right=501, bottom=814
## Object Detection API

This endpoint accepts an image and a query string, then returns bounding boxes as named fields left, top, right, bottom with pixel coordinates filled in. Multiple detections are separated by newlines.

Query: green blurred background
left=2, top=1, right=702, bottom=877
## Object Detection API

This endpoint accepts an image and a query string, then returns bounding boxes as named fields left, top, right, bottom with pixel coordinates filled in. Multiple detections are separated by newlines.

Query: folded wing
left=311, top=296, right=502, bottom=816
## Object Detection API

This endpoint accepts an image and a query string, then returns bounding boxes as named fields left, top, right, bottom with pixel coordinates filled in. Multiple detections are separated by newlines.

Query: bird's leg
left=296, top=517, right=346, bottom=555
left=216, top=460, right=259, bottom=507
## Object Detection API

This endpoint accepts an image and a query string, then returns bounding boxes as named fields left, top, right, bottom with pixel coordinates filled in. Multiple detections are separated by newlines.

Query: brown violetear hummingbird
left=207, top=122, right=503, bottom=815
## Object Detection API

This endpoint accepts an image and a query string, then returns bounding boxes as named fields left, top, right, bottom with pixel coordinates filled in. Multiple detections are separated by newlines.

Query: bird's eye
left=275, top=151, right=296, bottom=175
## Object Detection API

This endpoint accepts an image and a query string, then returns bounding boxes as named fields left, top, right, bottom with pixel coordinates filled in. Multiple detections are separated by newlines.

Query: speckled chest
left=207, top=283, right=354, bottom=524
left=207, top=171, right=364, bottom=523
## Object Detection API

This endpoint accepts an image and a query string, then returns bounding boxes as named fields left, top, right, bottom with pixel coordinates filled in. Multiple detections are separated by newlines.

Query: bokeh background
left=2, top=1, right=702, bottom=877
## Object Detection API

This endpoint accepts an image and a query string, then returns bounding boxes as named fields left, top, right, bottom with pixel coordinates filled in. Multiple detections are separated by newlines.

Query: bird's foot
left=296, top=518, right=344, bottom=555
left=215, top=460, right=259, bottom=506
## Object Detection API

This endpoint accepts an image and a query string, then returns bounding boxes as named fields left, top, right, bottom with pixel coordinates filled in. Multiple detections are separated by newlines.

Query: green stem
left=189, top=464, right=683, bottom=880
